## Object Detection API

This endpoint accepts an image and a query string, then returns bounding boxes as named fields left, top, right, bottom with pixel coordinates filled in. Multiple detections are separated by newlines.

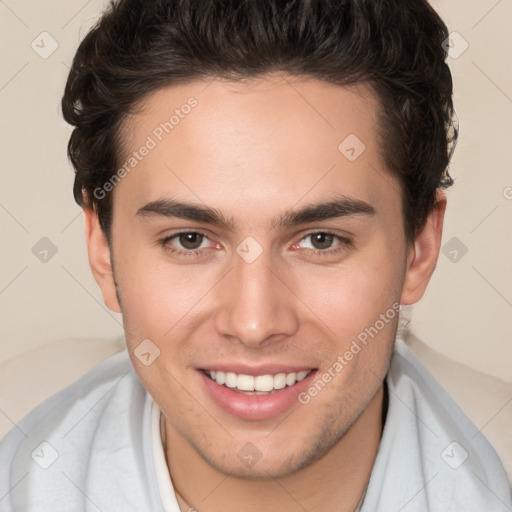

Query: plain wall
left=0, top=0, right=511, bottom=382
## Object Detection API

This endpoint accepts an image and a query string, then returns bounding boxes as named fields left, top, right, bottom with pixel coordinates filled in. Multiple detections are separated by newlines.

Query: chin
left=199, top=423, right=344, bottom=480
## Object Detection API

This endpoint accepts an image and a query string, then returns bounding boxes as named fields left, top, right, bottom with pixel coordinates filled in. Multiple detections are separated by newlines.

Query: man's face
left=100, top=75, right=414, bottom=477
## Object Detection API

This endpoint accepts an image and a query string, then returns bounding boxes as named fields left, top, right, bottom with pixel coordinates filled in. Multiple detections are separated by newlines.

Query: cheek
left=293, top=245, right=404, bottom=343
left=113, top=241, right=217, bottom=337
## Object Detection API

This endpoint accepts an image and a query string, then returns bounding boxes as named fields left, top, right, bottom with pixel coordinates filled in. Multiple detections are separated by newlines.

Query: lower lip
left=198, top=370, right=316, bottom=420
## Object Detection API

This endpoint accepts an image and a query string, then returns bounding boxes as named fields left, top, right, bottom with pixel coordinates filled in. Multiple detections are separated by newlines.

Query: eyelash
left=158, top=230, right=352, bottom=258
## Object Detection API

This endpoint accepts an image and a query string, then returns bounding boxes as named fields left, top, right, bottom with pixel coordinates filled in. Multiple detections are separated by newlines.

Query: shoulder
left=0, top=350, right=157, bottom=511
left=369, top=336, right=512, bottom=511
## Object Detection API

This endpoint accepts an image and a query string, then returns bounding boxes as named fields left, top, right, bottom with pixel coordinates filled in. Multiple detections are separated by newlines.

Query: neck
left=164, top=385, right=384, bottom=512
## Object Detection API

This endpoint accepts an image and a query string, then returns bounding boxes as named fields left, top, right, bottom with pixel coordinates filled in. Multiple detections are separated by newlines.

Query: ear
left=400, top=189, right=447, bottom=305
left=83, top=206, right=121, bottom=313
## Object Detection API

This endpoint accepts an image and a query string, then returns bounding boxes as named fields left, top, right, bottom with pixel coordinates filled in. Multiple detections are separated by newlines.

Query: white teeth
left=237, top=374, right=255, bottom=391
left=225, top=372, right=237, bottom=388
left=285, top=372, right=297, bottom=386
left=215, top=371, right=225, bottom=385
left=207, top=369, right=311, bottom=393
left=273, top=373, right=287, bottom=390
left=296, top=370, right=309, bottom=382
left=255, top=375, right=274, bottom=392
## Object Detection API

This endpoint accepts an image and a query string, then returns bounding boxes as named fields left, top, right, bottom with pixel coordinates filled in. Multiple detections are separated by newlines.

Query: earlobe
left=400, top=190, right=447, bottom=305
left=83, top=207, right=122, bottom=313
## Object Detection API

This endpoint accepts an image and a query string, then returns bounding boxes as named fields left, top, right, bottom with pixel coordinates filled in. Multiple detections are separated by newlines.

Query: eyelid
left=293, top=230, right=353, bottom=251
left=160, top=229, right=218, bottom=252
left=159, top=229, right=353, bottom=259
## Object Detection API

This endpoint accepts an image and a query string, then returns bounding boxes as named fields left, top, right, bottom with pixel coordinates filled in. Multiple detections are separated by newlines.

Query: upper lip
left=199, top=364, right=316, bottom=376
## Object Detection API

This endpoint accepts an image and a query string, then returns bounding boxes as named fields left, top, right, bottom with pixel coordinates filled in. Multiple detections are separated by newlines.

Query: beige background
left=0, top=1, right=511, bottom=382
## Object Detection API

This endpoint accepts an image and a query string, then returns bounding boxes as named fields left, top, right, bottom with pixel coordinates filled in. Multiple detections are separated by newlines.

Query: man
left=0, top=0, right=510, bottom=510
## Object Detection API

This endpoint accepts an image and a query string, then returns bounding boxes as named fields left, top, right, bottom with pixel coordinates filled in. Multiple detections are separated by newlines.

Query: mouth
left=202, top=369, right=313, bottom=395
left=198, top=366, right=317, bottom=420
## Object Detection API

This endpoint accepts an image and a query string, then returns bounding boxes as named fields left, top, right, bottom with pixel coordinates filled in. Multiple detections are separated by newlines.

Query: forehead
left=114, top=74, right=399, bottom=224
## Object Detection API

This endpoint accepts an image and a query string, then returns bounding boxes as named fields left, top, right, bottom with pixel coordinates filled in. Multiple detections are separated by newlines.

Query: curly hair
left=62, top=0, right=457, bottom=243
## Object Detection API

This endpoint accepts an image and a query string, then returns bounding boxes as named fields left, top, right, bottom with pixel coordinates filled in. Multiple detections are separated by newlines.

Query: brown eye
left=310, top=233, right=335, bottom=250
left=293, top=232, right=352, bottom=257
left=178, top=232, right=204, bottom=250
left=159, top=231, right=216, bottom=258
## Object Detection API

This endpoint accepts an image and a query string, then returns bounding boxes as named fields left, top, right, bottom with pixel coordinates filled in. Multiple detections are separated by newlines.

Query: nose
left=213, top=249, right=299, bottom=349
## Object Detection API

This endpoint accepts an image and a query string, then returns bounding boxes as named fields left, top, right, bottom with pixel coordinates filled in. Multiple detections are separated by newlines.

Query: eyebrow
left=136, top=195, right=376, bottom=231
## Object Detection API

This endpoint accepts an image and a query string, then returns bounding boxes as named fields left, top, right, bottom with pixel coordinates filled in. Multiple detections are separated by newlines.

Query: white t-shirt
left=150, top=399, right=180, bottom=511
left=1, top=336, right=511, bottom=511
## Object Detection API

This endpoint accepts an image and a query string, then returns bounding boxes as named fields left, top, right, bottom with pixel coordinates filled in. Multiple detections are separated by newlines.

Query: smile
left=204, top=369, right=312, bottom=394
left=199, top=366, right=317, bottom=420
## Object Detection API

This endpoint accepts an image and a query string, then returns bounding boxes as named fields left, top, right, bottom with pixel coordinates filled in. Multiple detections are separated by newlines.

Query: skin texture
left=84, top=74, right=446, bottom=512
